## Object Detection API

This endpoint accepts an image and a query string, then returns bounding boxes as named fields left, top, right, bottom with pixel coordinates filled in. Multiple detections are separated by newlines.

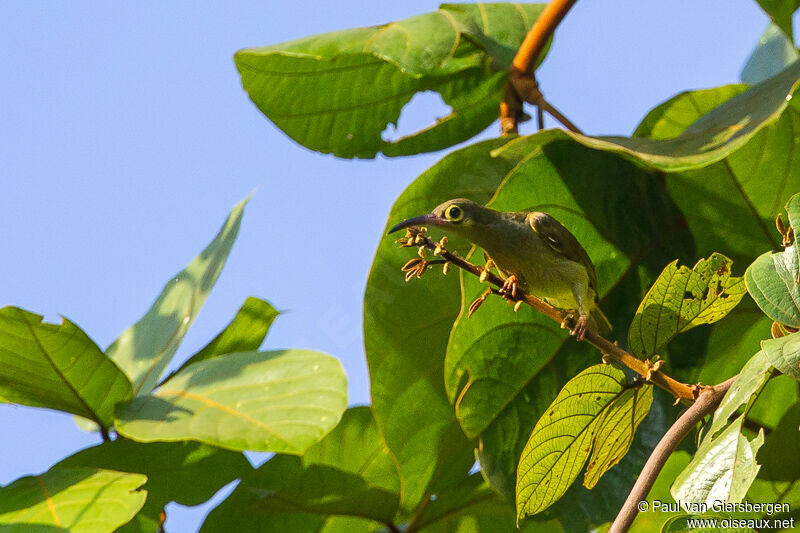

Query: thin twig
left=407, top=230, right=698, bottom=400
left=609, top=376, right=736, bottom=533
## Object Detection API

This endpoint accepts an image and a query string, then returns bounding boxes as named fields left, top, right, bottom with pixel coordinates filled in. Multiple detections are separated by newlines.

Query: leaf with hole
left=0, top=467, right=147, bottom=533
left=515, top=365, right=651, bottom=520
left=628, top=253, right=746, bottom=359
left=235, top=3, right=548, bottom=158
left=107, top=195, right=249, bottom=396
left=0, top=307, right=132, bottom=429
left=115, top=349, right=347, bottom=453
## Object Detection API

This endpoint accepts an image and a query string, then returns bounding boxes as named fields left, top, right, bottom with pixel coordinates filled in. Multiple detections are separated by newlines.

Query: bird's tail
left=588, top=307, right=612, bottom=337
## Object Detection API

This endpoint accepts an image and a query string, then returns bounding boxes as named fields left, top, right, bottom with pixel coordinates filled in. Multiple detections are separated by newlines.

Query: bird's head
left=388, top=198, right=493, bottom=242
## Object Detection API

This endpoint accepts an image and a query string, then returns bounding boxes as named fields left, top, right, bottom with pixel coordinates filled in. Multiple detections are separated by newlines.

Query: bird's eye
left=445, top=205, right=463, bottom=222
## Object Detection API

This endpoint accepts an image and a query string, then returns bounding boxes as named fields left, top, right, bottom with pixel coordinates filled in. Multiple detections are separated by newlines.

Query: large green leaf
left=633, top=86, right=749, bottom=140
left=107, top=196, right=248, bottom=395
left=671, top=416, right=764, bottom=505
left=413, top=473, right=551, bottom=533
left=202, top=407, right=399, bottom=530
left=161, top=296, right=279, bottom=384
left=583, top=384, right=653, bottom=489
left=235, top=3, right=547, bottom=158
left=516, top=365, right=650, bottom=520
left=753, top=0, right=800, bottom=38
left=707, top=349, right=773, bottom=438
left=496, top=60, right=800, bottom=173
left=364, top=138, right=518, bottom=510
left=0, top=467, right=146, bottom=533
left=444, top=135, right=692, bottom=439
left=0, top=307, right=132, bottom=428
left=115, top=349, right=346, bottom=453
left=56, top=440, right=251, bottom=533
left=628, top=253, right=746, bottom=359
left=741, top=24, right=799, bottom=84
left=761, top=331, right=800, bottom=380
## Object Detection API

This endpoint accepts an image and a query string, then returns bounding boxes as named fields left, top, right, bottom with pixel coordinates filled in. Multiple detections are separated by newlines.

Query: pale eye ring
left=445, top=205, right=463, bottom=222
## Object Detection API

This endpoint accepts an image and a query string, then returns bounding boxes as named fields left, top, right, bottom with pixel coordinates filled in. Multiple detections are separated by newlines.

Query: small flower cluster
left=396, top=228, right=451, bottom=281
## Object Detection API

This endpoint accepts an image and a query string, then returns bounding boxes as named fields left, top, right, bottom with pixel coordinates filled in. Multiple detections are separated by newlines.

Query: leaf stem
left=608, top=376, right=736, bottom=533
left=410, top=231, right=698, bottom=401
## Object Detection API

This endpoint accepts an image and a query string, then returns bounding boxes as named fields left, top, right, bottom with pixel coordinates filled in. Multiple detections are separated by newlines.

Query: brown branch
left=608, top=376, right=737, bottom=533
left=501, top=0, right=582, bottom=134
left=406, top=230, right=698, bottom=401
left=512, top=0, right=578, bottom=73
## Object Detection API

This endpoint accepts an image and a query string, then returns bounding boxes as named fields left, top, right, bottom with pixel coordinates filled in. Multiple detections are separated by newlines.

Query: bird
left=388, top=198, right=611, bottom=340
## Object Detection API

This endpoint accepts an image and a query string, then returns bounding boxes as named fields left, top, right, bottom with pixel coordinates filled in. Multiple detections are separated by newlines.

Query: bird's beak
left=387, top=213, right=446, bottom=235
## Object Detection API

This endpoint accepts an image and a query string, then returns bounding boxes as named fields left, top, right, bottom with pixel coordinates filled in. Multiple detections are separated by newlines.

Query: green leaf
left=445, top=136, right=692, bottom=439
left=364, top=137, right=518, bottom=510
left=0, top=467, right=146, bottom=533
left=0, top=307, right=132, bottom=428
left=202, top=407, right=399, bottom=528
left=628, top=253, right=746, bottom=359
left=161, top=296, right=279, bottom=384
left=708, top=350, right=773, bottom=438
left=753, top=0, right=800, bottom=38
left=741, top=24, right=799, bottom=84
left=414, top=473, right=548, bottom=533
left=633, top=86, right=749, bottom=140
left=235, top=3, right=547, bottom=158
left=516, top=365, right=650, bottom=519
left=745, top=193, right=800, bottom=327
left=660, top=514, right=756, bottom=532
left=761, top=331, right=800, bottom=380
left=107, top=195, right=249, bottom=395
left=756, top=401, right=800, bottom=481
left=583, top=384, right=653, bottom=489
left=115, top=349, right=346, bottom=453
left=671, top=416, right=764, bottom=505
left=55, top=440, right=251, bottom=531
left=496, top=60, right=800, bottom=172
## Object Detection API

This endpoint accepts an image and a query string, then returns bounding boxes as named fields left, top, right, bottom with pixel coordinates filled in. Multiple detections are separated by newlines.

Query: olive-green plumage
left=390, top=198, right=611, bottom=337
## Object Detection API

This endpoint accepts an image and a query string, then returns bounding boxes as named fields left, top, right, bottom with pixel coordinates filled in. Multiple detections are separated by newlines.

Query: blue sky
left=0, top=1, right=792, bottom=531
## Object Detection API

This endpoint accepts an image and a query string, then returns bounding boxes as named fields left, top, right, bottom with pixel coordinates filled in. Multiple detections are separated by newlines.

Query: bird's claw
left=499, top=275, right=519, bottom=300
left=568, top=314, right=589, bottom=341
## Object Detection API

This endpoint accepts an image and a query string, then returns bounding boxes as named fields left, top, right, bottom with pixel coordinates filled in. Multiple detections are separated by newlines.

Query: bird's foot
left=563, top=313, right=589, bottom=341
left=499, top=275, right=519, bottom=300
left=468, top=288, right=493, bottom=317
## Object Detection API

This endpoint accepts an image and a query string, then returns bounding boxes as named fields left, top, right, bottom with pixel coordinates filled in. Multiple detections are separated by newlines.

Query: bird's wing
left=528, top=212, right=599, bottom=291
